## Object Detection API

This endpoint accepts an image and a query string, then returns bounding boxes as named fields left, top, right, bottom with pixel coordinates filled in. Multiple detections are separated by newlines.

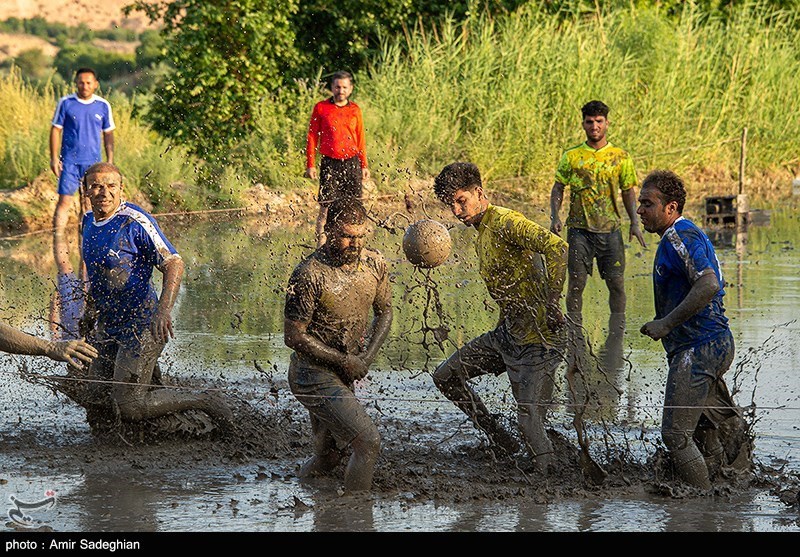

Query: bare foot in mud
left=199, top=393, right=235, bottom=430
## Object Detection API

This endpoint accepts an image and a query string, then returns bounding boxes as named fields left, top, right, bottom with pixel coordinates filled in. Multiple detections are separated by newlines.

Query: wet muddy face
left=449, top=187, right=485, bottom=227
left=86, top=171, right=123, bottom=221
left=637, top=185, right=676, bottom=234
left=582, top=114, right=608, bottom=144
left=327, top=222, right=367, bottom=264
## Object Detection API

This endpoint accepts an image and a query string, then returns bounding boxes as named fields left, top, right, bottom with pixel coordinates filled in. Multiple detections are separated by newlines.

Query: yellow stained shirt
left=555, top=142, right=638, bottom=233
left=476, top=204, right=568, bottom=346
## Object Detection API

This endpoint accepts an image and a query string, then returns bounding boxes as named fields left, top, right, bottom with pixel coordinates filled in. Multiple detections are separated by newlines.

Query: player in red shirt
left=305, top=71, right=371, bottom=246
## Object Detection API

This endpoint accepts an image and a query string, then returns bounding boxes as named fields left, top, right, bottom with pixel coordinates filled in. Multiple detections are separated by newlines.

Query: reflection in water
left=70, top=473, right=161, bottom=532
left=1, top=209, right=800, bottom=532
left=311, top=494, right=375, bottom=532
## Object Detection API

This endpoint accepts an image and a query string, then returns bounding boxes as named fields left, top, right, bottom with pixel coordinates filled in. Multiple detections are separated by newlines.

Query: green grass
left=360, top=2, right=800, bottom=199
left=1, top=0, right=799, bottom=217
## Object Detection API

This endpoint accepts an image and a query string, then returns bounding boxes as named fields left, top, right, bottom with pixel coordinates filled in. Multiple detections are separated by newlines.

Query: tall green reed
left=361, top=1, right=800, bottom=198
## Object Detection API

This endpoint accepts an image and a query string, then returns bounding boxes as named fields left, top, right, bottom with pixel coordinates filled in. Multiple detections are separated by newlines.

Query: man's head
left=74, top=68, right=99, bottom=100
left=434, top=162, right=488, bottom=227
left=324, top=198, right=369, bottom=264
left=83, top=162, right=124, bottom=221
left=581, top=100, right=610, bottom=145
left=330, top=70, right=354, bottom=105
left=637, top=169, right=686, bottom=235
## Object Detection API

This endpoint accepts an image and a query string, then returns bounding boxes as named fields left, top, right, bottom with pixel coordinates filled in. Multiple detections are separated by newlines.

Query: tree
left=54, top=43, right=135, bottom=82
left=125, top=0, right=300, bottom=160
left=291, top=0, right=528, bottom=77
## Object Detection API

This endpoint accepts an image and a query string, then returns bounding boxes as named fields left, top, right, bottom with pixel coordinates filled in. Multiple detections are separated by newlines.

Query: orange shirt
left=305, top=98, right=367, bottom=168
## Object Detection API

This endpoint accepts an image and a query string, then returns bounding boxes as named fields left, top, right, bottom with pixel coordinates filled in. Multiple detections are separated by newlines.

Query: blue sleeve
left=102, top=103, right=115, bottom=132
left=679, top=228, right=715, bottom=282
left=131, top=213, right=178, bottom=269
left=52, top=98, right=66, bottom=128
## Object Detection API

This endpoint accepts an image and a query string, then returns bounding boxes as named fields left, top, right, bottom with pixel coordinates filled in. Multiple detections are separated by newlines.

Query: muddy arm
left=0, top=322, right=97, bottom=366
left=284, top=318, right=367, bottom=381
left=151, top=256, right=185, bottom=343
left=361, top=306, right=392, bottom=368
left=641, top=272, right=720, bottom=340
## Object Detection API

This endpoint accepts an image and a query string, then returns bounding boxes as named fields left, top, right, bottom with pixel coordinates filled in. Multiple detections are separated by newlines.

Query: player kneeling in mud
left=79, top=163, right=232, bottom=427
left=284, top=199, right=393, bottom=492
left=432, top=162, right=569, bottom=473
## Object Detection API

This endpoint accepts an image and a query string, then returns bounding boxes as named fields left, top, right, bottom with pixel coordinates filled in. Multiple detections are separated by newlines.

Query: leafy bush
left=54, top=43, right=135, bottom=82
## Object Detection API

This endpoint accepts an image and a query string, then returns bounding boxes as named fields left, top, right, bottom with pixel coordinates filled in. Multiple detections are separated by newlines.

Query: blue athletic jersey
left=81, top=202, right=179, bottom=343
left=51, top=94, right=115, bottom=164
left=652, top=216, right=729, bottom=357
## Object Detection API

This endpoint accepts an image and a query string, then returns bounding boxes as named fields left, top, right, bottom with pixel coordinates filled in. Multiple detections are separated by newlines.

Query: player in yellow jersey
left=549, top=100, right=646, bottom=373
left=432, top=162, right=568, bottom=473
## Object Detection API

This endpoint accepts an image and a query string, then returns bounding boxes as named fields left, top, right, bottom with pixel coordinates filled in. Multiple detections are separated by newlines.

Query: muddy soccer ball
left=402, top=219, right=451, bottom=268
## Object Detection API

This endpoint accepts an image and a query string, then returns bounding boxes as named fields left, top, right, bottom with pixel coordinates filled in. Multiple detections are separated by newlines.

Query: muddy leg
left=343, top=424, right=381, bottom=493
left=662, top=348, right=714, bottom=489
left=600, top=312, right=625, bottom=375
left=695, top=426, right=725, bottom=478
left=299, top=415, right=344, bottom=478
left=112, top=332, right=232, bottom=424
left=433, top=342, right=520, bottom=455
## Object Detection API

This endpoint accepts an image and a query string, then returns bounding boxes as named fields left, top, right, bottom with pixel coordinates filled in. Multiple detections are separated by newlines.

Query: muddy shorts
left=662, top=330, right=738, bottom=437
left=318, top=155, right=363, bottom=205
left=567, top=227, right=625, bottom=279
left=435, top=323, right=564, bottom=406
left=288, top=354, right=376, bottom=448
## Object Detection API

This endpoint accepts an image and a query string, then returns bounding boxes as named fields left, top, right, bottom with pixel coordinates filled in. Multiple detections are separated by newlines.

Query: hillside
left=0, top=0, right=152, bottom=30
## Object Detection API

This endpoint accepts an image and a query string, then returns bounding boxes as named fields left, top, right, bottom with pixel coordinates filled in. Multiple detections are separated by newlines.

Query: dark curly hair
left=581, top=100, right=609, bottom=119
left=641, top=170, right=687, bottom=213
left=324, top=198, right=367, bottom=233
left=433, top=162, right=482, bottom=204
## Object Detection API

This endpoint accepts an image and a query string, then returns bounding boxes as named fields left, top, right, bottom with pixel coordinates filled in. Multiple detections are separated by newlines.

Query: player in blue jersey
left=49, top=68, right=114, bottom=336
left=50, top=68, right=115, bottom=219
left=637, top=169, right=746, bottom=489
left=79, top=162, right=232, bottom=426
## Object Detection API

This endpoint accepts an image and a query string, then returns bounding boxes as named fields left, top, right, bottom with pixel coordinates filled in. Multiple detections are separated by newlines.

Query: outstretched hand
left=46, top=338, right=98, bottom=368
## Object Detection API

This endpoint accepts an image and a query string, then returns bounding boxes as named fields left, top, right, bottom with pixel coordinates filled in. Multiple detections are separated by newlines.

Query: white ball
left=402, top=219, right=451, bottom=268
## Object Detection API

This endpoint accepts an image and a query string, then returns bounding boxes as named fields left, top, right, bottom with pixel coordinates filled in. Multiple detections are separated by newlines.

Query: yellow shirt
left=555, top=142, right=638, bottom=233
left=476, top=204, right=568, bottom=346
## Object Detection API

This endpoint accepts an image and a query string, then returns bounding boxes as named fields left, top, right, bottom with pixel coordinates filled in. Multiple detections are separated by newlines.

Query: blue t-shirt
left=51, top=94, right=115, bottom=164
left=653, top=216, right=729, bottom=357
left=81, top=202, right=179, bottom=344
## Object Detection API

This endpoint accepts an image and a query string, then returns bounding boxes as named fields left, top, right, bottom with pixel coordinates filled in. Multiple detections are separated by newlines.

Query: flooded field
left=1, top=201, right=799, bottom=532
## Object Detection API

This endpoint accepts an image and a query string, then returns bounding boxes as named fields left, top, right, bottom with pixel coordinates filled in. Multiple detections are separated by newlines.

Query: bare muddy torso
left=1, top=206, right=799, bottom=532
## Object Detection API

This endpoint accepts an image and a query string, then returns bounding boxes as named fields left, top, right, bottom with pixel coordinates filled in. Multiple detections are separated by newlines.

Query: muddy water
left=1, top=204, right=799, bottom=532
